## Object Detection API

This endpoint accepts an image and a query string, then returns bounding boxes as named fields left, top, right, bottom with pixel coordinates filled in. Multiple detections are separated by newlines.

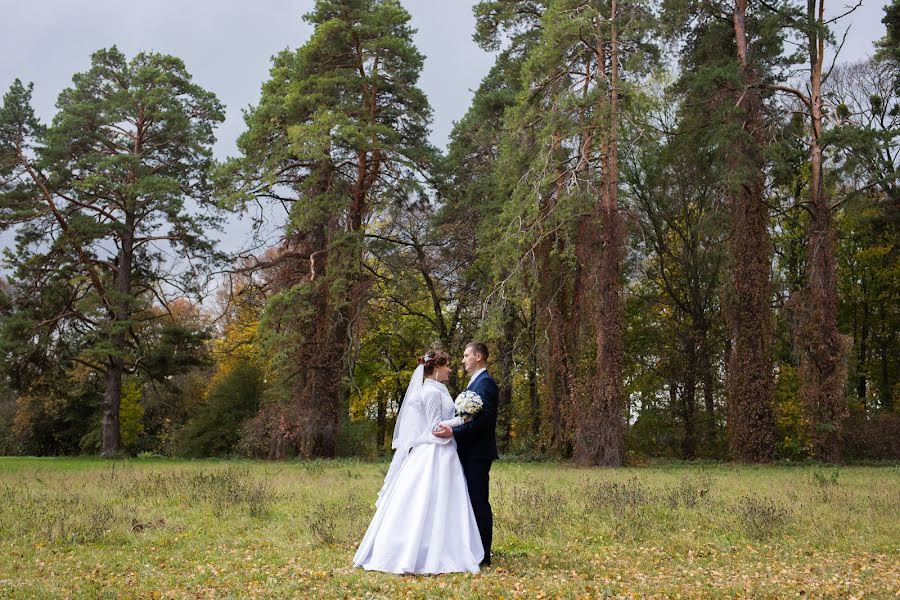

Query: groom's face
left=462, top=347, right=480, bottom=374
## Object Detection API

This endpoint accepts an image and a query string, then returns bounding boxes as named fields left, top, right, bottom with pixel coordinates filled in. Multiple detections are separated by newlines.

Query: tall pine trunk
left=725, top=0, right=776, bottom=462
left=794, top=0, right=851, bottom=462
left=497, top=303, right=516, bottom=453
left=296, top=280, right=345, bottom=457
left=101, top=357, right=123, bottom=457
left=271, top=164, right=346, bottom=459
left=538, top=132, right=577, bottom=456
left=575, top=1, right=626, bottom=466
left=101, top=185, right=136, bottom=457
left=527, top=306, right=541, bottom=440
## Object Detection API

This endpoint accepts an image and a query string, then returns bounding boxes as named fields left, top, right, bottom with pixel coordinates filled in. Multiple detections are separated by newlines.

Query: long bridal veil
left=375, top=364, right=425, bottom=507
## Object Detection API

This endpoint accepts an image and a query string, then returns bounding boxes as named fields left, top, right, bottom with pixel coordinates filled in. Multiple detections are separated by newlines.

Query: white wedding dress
left=353, top=376, right=485, bottom=574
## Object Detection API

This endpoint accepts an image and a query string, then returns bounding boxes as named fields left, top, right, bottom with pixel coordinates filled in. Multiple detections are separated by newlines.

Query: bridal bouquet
left=454, top=390, right=483, bottom=419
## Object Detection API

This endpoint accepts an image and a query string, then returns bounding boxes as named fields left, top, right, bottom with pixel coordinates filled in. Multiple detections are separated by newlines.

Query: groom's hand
left=433, top=424, right=453, bottom=439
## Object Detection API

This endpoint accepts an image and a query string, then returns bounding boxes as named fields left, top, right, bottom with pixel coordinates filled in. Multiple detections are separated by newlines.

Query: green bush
left=627, top=407, right=679, bottom=457
left=0, top=387, right=16, bottom=455
left=176, top=362, right=265, bottom=457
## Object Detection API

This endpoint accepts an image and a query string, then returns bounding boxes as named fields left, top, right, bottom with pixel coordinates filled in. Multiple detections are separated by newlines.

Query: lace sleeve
left=412, top=388, right=455, bottom=446
left=439, top=416, right=465, bottom=428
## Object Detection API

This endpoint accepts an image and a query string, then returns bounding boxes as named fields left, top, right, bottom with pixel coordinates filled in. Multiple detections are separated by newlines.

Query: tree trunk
left=794, top=0, right=851, bottom=463
left=681, top=336, right=699, bottom=459
left=527, top=307, right=540, bottom=440
left=277, top=164, right=347, bottom=459
left=856, top=297, right=869, bottom=405
left=497, top=303, right=516, bottom=453
left=293, top=272, right=345, bottom=458
left=542, top=303, right=576, bottom=455
left=537, top=132, right=577, bottom=456
left=700, top=335, right=717, bottom=448
left=101, top=209, right=135, bottom=457
left=669, top=380, right=679, bottom=417
left=725, top=0, right=776, bottom=463
left=879, top=334, right=891, bottom=410
left=101, top=356, right=123, bottom=457
left=575, top=1, right=626, bottom=467
left=376, top=390, right=387, bottom=452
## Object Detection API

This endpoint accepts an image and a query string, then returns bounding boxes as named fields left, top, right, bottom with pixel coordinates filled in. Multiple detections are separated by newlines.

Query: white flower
left=454, top=390, right=484, bottom=418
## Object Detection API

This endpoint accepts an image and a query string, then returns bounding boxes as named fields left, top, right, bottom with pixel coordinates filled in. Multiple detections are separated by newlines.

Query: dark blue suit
left=453, top=369, right=498, bottom=564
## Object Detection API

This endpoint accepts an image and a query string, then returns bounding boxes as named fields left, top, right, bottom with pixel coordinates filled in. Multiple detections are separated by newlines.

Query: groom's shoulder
left=480, top=371, right=499, bottom=391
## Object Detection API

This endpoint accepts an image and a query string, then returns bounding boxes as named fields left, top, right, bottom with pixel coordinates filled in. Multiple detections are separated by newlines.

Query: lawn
left=0, top=457, right=897, bottom=598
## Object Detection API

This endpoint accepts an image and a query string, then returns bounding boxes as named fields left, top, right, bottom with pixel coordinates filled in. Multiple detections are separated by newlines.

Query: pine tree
left=766, top=0, right=858, bottom=461
left=220, top=0, right=432, bottom=457
left=664, top=0, right=789, bottom=462
left=493, top=0, right=655, bottom=464
left=0, top=48, right=225, bottom=456
left=437, top=1, right=548, bottom=451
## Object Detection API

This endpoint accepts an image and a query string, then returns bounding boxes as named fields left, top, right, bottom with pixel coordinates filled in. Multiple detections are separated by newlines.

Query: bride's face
left=433, top=364, right=451, bottom=383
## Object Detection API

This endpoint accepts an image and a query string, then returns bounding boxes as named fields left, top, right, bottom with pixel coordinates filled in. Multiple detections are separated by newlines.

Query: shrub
left=736, top=495, right=793, bottom=539
left=844, top=411, right=900, bottom=460
left=0, top=388, right=16, bottom=455
left=627, top=408, right=680, bottom=458
left=176, top=362, right=264, bottom=457
left=581, top=477, right=652, bottom=510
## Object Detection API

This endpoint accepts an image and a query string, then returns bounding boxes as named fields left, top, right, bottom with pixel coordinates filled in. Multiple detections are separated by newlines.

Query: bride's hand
left=433, top=424, right=453, bottom=439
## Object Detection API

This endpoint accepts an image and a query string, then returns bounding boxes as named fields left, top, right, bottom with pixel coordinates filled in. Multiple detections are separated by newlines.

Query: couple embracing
left=353, top=342, right=498, bottom=574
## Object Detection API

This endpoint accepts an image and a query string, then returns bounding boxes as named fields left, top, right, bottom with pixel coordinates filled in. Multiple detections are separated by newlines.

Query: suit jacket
left=452, top=370, right=499, bottom=460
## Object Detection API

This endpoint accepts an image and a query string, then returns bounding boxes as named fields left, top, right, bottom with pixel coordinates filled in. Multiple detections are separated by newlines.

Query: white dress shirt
left=467, top=367, right=486, bottom=389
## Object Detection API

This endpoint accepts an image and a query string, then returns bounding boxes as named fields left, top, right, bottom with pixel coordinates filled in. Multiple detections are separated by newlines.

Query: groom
left=434, top=341, right=498, bottom=567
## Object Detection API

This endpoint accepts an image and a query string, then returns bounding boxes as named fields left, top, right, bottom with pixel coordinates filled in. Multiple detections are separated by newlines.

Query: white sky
left=1, top=0, right=497, bottom=157
left=4, top=0, right=889, bottom=158
left=0, top=0, right=892, bottom=274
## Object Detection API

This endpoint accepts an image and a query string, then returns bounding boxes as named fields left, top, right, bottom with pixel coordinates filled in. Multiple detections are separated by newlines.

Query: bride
left=353, top=350, right=485, bottom=574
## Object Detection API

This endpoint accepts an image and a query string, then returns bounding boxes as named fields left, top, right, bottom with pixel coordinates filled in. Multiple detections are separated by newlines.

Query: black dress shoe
left=479, top=559, right=491, bottom=567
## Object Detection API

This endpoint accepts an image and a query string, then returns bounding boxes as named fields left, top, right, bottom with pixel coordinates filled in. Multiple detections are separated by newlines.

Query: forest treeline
left=0, top=0, right=897, bottom=463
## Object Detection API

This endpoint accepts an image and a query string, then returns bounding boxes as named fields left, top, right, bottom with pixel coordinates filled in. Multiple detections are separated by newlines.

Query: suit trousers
left=460, top=458, right=493, bottom=563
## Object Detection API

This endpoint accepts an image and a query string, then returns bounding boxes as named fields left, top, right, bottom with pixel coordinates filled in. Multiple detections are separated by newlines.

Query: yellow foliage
left=119, top=377, right=145, bottom=450
left=209, top=303, right=264, bottom=396
left=773, top=364, right=811, bottom=458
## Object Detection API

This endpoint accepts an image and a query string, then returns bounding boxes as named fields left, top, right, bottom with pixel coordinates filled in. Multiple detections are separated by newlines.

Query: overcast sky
left=0, top=0, right=892, bottom=267
left=1, top=0, right=501, bottom=157
left=3, top=0, right=891, bottom=157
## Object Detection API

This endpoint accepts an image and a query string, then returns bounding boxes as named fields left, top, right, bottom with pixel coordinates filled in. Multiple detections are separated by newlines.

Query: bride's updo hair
left=419, top=350, right=449, bottom=376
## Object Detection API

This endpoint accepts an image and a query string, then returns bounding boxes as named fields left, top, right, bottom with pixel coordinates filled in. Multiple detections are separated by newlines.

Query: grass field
left=0, top=457, right=897, bottom=598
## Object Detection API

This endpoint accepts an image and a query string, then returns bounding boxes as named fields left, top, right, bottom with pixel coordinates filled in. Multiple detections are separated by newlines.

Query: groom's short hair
left=466, top=341, right=489, bottom=362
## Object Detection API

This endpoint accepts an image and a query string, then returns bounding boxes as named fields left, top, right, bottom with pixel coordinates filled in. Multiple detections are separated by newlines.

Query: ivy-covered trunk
left=575, top=0, right=626, bottom=467
left=725, top=0, right=776, bottom=463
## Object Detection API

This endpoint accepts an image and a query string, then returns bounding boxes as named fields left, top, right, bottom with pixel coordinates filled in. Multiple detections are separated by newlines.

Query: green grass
left=0, top=457, right=897, bottom=598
